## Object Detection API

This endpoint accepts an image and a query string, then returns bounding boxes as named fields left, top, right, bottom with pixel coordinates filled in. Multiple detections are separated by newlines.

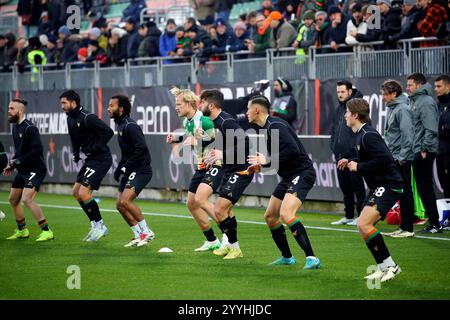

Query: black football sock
left=219, top=216, right=238, bottom=244
left=79, top=200, right=94, bottom=221
left=202, top=226, right=217, bottom=242
left=365, top=228, right=391, bottom=264
left=270, top=223, right=292, bottom=258
left=17, top=218, right=26, bottom=230
left=288, top=218, right=315, bottom=257
left=82, top=198, right=102, bottom=223
left=38, top=219, right=49, bottom=231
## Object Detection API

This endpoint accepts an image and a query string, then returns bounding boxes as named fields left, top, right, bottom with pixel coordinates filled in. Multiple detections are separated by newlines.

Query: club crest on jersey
left=19, top=133, right=22, bottom=138
left=357, top=145, right=360, bottom=151
left=119, top=131, right=123, bottom=136
left=77, top=122, right=80, bottom=127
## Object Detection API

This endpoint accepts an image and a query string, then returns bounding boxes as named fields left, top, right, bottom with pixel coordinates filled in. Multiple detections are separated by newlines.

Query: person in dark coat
left=376, top=0, right=402, bottom=48
left=327, top=5, right=351, bottom=52
left=271, top=77, right=297, bottom=127
left=124, top=16, right=141, bottom=59
left=138, top=21, right=162, bottom=59
left=17, top=0, right=43, bottom=38
left=107, top=27, right=129, bottom=66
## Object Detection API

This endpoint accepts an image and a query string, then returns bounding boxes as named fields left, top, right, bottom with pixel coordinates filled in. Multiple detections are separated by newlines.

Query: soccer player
left=246, top=96, right=321, bottom=269
left=338, top=98, right=402, bottom=282
left=60, top=90, right=114, bottom=242
left=200, top=89, right=254, bottom=260
left=108, top=94, right=155, bottom=247
left=167, top=87, right=226, bottom=252
left=3, top=99, right=54, bottom=241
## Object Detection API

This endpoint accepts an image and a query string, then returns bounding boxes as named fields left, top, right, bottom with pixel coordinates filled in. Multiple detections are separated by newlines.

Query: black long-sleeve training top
left=261, top=116, right=313, bottom=178
left=213, top=111, right=251, bottom=173
left=115, top=115, right=152, bottom=173
left=66, top=106, right=114, bottom=158
left=353, top=123, right=402, bottom=190
left=12, top=119, right=46, bottom=174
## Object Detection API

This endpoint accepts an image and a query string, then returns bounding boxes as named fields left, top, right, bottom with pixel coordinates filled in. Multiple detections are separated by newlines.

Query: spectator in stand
left=283, top=1, right=298, bottom=22
left=77, top=47, right=88, bottom=63
left=328, top=5, right=351, bottom=52
left=384, top=0, right=421, bottom=43
left=271, top=77, right=298, bottom=127
left=178, top=24, right=212, bottom=63
left=314, top=11, right=332, bottom=52
left=260, top=0, right=276, bottom=17
left=124, top=16, right=141, bottom=60
left=15, top=37, right=28, bottom=73
left=160, top=19, right=178, bottom=63
left=246, top=11, right=259, bottom=40
left=39, top=34, right=58, bottom=63
left=85, top=0, right=107, bottom=19
left=293, top=10, right=316, bottom=64
left=268, top=11, right=298, bottom=49
left=85, top=39, right=107, bottom=64
left=107, top=28, right=129, bottom=66
left=210, top=18, right=235, bottom=55
left=435, top=74, right=450, bottom=200
left=0, top=35, right=6, bottom=69
left=345, top=3, right=367, bottom=45
left=2, top=33, right=18, bottom=71
left=416, top=0, right=448, bottom=47
left=138, top=21, right=162, bottom=59
left=37, top=11, right=53, bottom=37
left=354, top=4, right=381, bottom=43
left=376, top=0, right=402, bottom=48
left=17, top=0, right=43, bottom=38
left=58, top=25, right=81, bottom=63
left=199, top=15, right=215, bottom=32
left=245, top=13, right=272, bottom=55
left=122, top=0, right=146, bottom=23
left=189, top=0, right=215, bottom=25
left=229, top=21, right=250, bottom=52
left=215, top=0, right=235, bottom=22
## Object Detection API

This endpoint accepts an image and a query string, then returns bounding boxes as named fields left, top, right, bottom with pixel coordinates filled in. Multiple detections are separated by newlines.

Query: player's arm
left=122, top=123, right=148, bottom=172
left=67, top=120, right=81, bottom=162
left=86, top=114, right=114, bottom=146
left=263, top=122, right=302, bottom=167
left=356, top=132, right=393, bottom=174
left=10, top=126, right=43, bottom=170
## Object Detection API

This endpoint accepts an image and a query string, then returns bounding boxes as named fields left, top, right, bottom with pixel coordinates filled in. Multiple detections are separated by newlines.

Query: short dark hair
left=59, top=90, right=80, bottom=106
left=381, top=79, right=403, bottom=97
left=249, top=95, right=271, bottom=111
left=199, top=89, right=224, bottom=108
left=11, top=98, right=28, bottom=107
left=407, top=73, right=427, bottom=85
left=247, top=11, right=259, bottom=20
left=347, top=98, right=370, bottom=123
left=336, top=80, right=353, bottom=90
left=435, top=74, right=450, bottom=85
left=111, top=94, right=131, bottom=116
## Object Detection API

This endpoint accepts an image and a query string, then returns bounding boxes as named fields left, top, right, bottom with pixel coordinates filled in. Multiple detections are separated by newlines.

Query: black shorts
left=12, top=171, right=46, bottom=192
left=188, top=166, right=224, bottom=194
left=272, top=167, right=316, bottom=202
left=364, top=186, right=403, bottom=220
left=118, top=170, right=152, bottom=196
left=76, top=154, right=112, bottom=190
left=218, top=170, right=254, bottom=205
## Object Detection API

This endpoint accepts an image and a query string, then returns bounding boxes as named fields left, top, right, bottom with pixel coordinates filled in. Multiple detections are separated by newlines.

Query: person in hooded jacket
left=159, top=19, right=178, bottom=64
left=330, top=80, right=366, bottom=226
left=271, top=77, right=297, bottom=127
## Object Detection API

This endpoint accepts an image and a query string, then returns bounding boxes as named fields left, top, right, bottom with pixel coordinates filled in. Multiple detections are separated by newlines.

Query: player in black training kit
left=200, top=89, right=254, bottom=260
left=60, top=90, right=114, bottom=242
left=108, top=94, right=155, bottom=247
left=338, top=98, right=403, bottom=283
left=3, top=99, right=54, bottom=241
left=246, top=96, right=321, bottom=269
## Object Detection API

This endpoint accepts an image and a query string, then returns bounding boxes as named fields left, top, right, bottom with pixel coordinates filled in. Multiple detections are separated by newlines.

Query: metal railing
left=3, top=37, right=449, bottom=91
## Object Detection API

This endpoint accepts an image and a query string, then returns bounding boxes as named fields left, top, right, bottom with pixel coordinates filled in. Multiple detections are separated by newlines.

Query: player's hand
left=204, top=149, right=222, bottom=166
left=3, top=164, right=13, bottom=176
left=247, top=152, right=267, bottom=166
left=166, top=133, right=175, bottom=144
left=183, top=135, right=197, bottom=146
left=337, top=158, right=348, bottom=170
left=194, top=128, right=204, bottom=140
left=347, top=161, right=358, bottom=172
left=72, top=153, right=81, bottom=163
left=246, top=164, right=261, bottom=174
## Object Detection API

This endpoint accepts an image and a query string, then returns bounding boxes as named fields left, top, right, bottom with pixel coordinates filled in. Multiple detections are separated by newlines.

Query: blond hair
left=170, top=87, right=199, bottom=110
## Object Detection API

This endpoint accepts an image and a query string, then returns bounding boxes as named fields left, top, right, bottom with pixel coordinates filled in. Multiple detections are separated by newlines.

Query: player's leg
left=213, top=197, right=242, bottom=258
left=21, top=187, right=54, bottom=241
left=265, top=196, right=295, bottom=265
left=358, top=204, right=401, bottom=282
left=116, top=191, right=141, bottom=247
left=77, top=185, right=108, bottom=242
left=6, top=187, right=29, bottom=240
left=279, top=193, right=319, bottom=269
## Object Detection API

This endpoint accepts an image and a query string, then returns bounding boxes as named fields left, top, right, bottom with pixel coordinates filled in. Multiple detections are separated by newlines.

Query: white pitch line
left=1, top=201, right=449, bottom=241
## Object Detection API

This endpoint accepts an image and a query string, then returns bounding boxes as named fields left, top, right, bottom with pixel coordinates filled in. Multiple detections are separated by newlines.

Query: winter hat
left=327, top=5, right=341, bottom=15
left=376, top=0, right=392, bottom=7
left=268, top=11, right=283, bottom=21
left=303, top=10, right=315, bottom=21
left=215, top=18, right=227, bottom=27
left=352, top=3, right=363, bottom=12
left=58, top=25, right=71, bottom=37
left=234, top=21, right=247, bottom=31
left=39, top=34, right=48, bottom=46
left=89, top=27, right=101, bottom=38
left=78, top=47, right=88, bottom=58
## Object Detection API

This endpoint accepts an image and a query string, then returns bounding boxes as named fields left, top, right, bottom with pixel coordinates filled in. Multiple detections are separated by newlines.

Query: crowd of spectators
left=0, top=0, right=449, bottom=72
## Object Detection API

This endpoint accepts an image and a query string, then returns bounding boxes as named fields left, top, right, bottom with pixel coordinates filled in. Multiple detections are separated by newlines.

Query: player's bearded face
left=200, top=100, right=211, bottom=116
left=7, top=108, right=19, bottom=123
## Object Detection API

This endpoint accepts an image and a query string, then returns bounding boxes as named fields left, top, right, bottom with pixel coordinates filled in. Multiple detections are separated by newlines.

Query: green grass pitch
left=0, top=191, right=449, bottom=300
